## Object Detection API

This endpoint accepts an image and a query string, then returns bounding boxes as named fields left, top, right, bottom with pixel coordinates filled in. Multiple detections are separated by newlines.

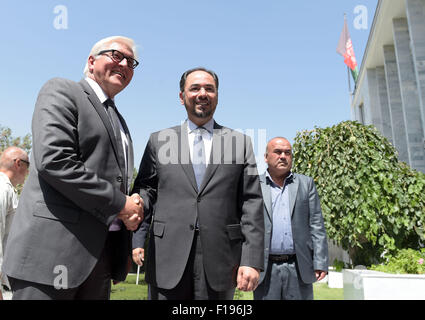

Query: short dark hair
left=179, top=67, right=219, bottom=92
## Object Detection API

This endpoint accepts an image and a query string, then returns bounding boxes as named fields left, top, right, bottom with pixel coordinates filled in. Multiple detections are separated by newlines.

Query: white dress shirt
left=0, top=172, right=18, bottom=290
left=187, top=118, right=214, bottom=166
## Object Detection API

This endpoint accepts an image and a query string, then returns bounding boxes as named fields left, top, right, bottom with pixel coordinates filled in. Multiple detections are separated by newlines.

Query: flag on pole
left=337, top=16, right=359, bottom=82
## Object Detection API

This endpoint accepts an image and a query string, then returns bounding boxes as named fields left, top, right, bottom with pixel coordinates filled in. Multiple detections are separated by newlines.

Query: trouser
left=254, top=258, right=313, bottom=300
left=149, top=231, right=235, bottom=300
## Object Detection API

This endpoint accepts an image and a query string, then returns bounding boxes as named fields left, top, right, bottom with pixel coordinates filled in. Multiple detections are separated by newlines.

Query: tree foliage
left=0, top=124, right=32, bottom=154
left=293, top=121, right=425, bottom=266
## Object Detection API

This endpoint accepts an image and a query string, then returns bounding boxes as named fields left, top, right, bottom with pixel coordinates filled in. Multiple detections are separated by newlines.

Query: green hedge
left=293, top=121, right=425, bottom=265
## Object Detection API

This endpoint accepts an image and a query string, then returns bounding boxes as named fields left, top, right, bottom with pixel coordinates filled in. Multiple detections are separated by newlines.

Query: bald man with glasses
left=0, top=147, right=29, bottom=300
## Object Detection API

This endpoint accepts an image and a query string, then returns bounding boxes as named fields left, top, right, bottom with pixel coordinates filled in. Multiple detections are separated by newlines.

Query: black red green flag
left=337, top=17, right=359, bottom=82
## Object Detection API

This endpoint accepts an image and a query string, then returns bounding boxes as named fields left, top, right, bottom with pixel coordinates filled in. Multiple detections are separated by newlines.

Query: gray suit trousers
left=149, top=231, right=235, bottom=300
left=254, top=259, right=313, bottom=300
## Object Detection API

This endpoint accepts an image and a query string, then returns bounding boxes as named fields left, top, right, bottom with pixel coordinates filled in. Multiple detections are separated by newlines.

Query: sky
left=0, top=0, right=378, bottom=173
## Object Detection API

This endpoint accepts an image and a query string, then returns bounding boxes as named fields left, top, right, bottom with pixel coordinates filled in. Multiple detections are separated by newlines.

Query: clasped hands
left=118, top=193, right=144, bottom=231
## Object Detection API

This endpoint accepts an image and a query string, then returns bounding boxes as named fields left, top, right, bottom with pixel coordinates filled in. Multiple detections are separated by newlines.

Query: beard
left=182, top=92, right=217, bottom=121
left=191, top=107, right=212, bottom=119
left=184, top=99, right=215, bottom=119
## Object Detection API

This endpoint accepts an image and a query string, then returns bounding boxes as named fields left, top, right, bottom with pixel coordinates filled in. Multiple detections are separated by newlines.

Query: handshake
left=117, top=193, right=144, bottom=231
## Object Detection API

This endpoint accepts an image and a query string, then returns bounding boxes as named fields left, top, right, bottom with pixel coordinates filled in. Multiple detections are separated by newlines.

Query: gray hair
left=83, top=36, right=138, bottom=76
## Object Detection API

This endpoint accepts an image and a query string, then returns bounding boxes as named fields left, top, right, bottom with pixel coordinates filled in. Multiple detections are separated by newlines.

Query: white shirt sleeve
left=0, top=173, right=18, bottom=288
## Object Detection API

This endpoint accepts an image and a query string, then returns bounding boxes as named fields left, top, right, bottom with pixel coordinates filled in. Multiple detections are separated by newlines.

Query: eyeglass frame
left=14, top=158, right=30, bottom=167
left=97, top=49, right=140, bottom=69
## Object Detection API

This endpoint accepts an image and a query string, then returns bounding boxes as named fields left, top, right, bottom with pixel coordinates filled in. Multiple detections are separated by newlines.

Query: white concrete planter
left=328, top=269, right=344, bottom=288
left=343, top=269, right=425, bottom=300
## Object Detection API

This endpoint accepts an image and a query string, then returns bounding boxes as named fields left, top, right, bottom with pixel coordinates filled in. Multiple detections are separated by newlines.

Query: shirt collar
left=187, top=118, right=214, bottom=134
left=265, top=170, right=293, bottom=187
left=85, top=77, right=111, bottom=105
left=0, top=172, right=14, bottom=189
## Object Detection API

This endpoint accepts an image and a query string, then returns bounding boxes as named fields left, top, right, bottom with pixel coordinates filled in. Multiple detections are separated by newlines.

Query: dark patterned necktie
left=105, top=99, right=127, bottom=173
left=105, top=98, right=126, bottom=231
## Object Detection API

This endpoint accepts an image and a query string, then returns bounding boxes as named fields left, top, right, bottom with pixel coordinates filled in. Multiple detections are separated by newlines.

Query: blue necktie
left=193, top=127, right=206, bottom=191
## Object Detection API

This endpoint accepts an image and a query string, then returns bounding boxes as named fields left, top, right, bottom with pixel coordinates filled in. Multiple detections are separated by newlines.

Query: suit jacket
left=3, top=78, right=134, bottom=288
left=258, top=172, right=328, bottom=284
left=132, top=121, right=264, bottom=292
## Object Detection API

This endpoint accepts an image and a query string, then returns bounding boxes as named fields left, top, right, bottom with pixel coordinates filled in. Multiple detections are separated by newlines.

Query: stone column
left=366, top=68, right=380, bottom=127
left=393, top=17, right=425, bottom=172
left=405, top=0, right=425, bottom=157
left=376, top=66, right=393, bottom=144
left=383, top=45, right=410, bottom=164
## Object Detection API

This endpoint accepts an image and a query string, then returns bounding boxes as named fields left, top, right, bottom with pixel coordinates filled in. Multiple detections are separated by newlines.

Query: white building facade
left=352, top=0, right=425, bottom=172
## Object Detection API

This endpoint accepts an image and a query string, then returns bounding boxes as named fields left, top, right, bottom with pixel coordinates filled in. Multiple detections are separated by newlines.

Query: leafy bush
left=332, top=259, right=346, bottom=272
left=370, top=248, right=425, bottom=274
left=293, top=121, right=425, bottom=266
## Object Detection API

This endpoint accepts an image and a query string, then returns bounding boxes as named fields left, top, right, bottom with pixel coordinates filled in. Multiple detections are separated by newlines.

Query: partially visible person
left=0, top=147, right=29, bottom=300
left=254, top=137, right=328, bottom=300
left=2, top=36, right=144, bottom=300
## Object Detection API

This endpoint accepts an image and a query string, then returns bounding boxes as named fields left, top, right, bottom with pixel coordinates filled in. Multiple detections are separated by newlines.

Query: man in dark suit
left=2, top=36, right=144, bottom=300
left=254, top=137, right=328, bottom=300
left=132, top=67, right=264, bottom=300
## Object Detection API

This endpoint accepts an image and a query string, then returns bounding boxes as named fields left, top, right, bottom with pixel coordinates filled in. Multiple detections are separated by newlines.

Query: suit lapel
left=288, top=173, right=299, bottom=217
left=79, top=80, right=126, bottom=180
left=198, top=122, right=229, bottom=193
left=177, top=122, right=198, bottom=193
left=117, top=112, right=134, bottom=193
left=260, top=173, right=272, bottom=221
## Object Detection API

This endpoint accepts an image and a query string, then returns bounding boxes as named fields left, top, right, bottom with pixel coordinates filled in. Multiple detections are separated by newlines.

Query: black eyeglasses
left=97, top=49, right=139, bottom=69
left=14, top=158, right=30, bottom=167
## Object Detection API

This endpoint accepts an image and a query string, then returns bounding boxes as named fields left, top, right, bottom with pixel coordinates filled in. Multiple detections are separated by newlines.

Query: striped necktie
left=192, top=127, right=206, bottom=191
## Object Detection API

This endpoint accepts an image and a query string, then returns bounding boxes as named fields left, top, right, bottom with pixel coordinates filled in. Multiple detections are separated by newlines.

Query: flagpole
left=347, top=66, right=353, bottom=105
left=337, top=12, right=357, bottom=106
left=344, top=13, right=354, bottom=105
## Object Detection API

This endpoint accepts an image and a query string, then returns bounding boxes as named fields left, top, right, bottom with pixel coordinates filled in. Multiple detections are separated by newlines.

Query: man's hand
left=132, top=248, right=145, bottom=266
left=315, top=270, right=327, bottom=281
left=237, top=266, right=260, bottom=292
left=118, top=194, right=144, bottom=231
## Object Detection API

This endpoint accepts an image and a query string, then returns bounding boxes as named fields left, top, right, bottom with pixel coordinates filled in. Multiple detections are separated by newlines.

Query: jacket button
left=197, top=197, right=201, bottom=202
left=116, top=176, right=123, bottom=183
